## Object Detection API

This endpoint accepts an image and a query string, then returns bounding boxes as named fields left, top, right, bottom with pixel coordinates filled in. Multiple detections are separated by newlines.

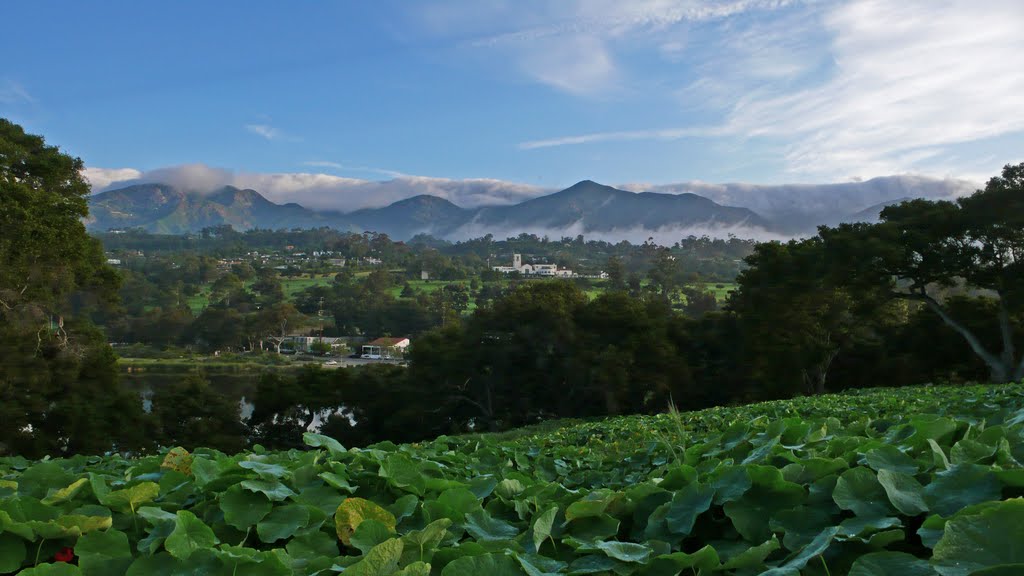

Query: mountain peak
left=206, top=186, right=272, bottom=207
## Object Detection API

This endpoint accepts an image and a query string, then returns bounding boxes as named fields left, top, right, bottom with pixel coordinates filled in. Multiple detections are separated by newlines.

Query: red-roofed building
left=361, top=337, right=411, bottom=359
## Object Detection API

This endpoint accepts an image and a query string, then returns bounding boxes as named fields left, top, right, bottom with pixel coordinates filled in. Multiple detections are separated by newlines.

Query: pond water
left=121, top=367, right=345, bottom=429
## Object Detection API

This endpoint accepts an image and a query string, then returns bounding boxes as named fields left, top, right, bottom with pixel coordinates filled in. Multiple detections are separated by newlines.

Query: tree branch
left=894, top=290, right=1008, bottom=380
left=997, top=294, right=1017, bottom=367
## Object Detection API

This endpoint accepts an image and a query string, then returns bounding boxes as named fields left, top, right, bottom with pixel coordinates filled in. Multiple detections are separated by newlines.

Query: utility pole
left=318, top=296, right=325, bottom=348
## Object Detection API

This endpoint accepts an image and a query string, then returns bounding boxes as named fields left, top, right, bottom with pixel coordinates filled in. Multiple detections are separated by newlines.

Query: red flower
left=54, top=547, right=75, bottom=563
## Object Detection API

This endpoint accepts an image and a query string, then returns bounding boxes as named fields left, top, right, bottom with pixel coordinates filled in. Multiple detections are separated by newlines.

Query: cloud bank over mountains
left=83, top=164, right=547, bottom=211
left=84, top=162, right=980, bottom=217
left=83, top=162, right=982, bottom=242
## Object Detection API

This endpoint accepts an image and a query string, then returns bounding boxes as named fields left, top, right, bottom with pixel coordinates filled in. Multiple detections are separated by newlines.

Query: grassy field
left=281, top=275, right=336, bottom=299
left=184, top=274, right=737, bottom=315
left=2, top=384, right=1021, bottom=574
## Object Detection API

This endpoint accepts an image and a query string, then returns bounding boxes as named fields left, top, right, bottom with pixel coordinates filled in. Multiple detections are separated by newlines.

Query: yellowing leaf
left=161, top=447, right=193, bottom=475
left=335, top=498, right=396, bottom=545
left=102, top=482, right=160, bottom=513
left=42, top=478, right=89, bottom=505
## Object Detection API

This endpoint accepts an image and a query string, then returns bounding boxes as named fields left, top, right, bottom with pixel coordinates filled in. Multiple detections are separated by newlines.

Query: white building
left=493, top=254, right=574, bottom=278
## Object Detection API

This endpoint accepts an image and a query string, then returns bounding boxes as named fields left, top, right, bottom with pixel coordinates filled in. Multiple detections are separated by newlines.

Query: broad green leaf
left=641, top=546, right=719, bottom=575
left=256, top=504, right=310, bottom=543
left=351, top=519, right=396, bottom=555
left=137, top=506, right=176, bottom=525
left=422, top=488, right=481, bottom=523
left=569, top=513, right=620, bottom=542
left=593, top=540, right=653, bottom=563
left=838, top=516, right=902, bottom=540
left=17, top=564, right=84, bottom=576
left=770, top=506, right=835, bottom=550
left=833, top=467, right=893, bottom=518
left=76, top=529, right=133, bottom=576
left=532, top=506, right=558, bottom=553
left=441, top=552, right=526, bottom=576
left=16, top=462, right=75, bottom=499
left=928, top=439, right=952, bottom=470
left=57, top=514, right=112, bottom=534
left=239, top=460, right=290, bottom=479
left=719, top=537, right=779, bottom=570
left=924, top=464, right=1002, bottom=518
left=319, top=472, right=357, bottom=493
left=849, top=551, right=938, bottom=575
left=665, top=483, right=714, bottom=536
left=932, top=499, right=1024, bottom=576
left=566, top=554, right=617, bottom=575
left=762, top=526, right=840, bottom=576
left=723, top=466, right=805, bottom=542
left=102, top=482, right=160, bottom=513
left=41, top=478, right=89, bottom=505
left=240, top=479, right=295, bottom=501
left=303, top=432, right=347, bottom=456
left=189, top=457, right=220, bottom=487
left=495, top=478, right=526, bottom=500
left=465, top=509, right=519, bottom=541
left=877, top=469, right=929, bottom=516
left=0, top=509, right=34, bottom=540
left=344, top=538, right=404, bottom=576
left=968, top=567, right=1024, bottom=576
left=335, top=497, right=397, bottom=545
left=864, top=445, right=920, bottom=474
left=26, top=515, right=112, bottom=539
left=220, top=485, right=273, bottom=530
left=395, top=561, right=433, bottom=576
left=912, top=416, right=958, bottom=444
left=286, top=531, right=340, bottom=561
left=565, top=489, right=619, bottom=521
left=514, top=552, right=567, bottom=576
left=164, top=510, right=217, bottom=561
left=379, top=453, right=427, bottom=496
left=950, top=439, right=996, bottom=465
left=401, top=518, right=452, bottom=564
left=0, top=533, right=27, bottom=574
left=711, top=466, right=752, bottom=505
left=388, top=493, right=420, bottom=522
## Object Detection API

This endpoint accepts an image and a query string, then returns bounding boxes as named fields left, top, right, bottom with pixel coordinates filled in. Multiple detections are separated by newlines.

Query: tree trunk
left=909, top=293, right=1016, bottom=383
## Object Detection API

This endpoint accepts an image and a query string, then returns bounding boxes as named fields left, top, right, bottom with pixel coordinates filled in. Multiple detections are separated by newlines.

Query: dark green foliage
left=150, top=371, right=247, bottom=453
left=820, top=163, right=1024, bottom=382
left=0, top=118, right=146, bottom=458
left=1, top=385, right=1022, bottom=575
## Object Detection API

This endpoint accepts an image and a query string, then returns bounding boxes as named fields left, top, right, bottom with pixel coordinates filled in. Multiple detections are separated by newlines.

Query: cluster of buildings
left=283, top=335, right=411, bottom=360
left=492, top=254, right=575, bottom=278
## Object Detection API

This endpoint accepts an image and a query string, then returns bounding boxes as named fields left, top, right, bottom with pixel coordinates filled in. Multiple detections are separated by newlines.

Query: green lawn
left=184, top=275, right=737, bottom=315
left=281, top=275, right=336, bottom=299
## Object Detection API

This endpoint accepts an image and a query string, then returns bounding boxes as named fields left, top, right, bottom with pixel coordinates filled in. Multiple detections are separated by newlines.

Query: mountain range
left=85, top=178, right=966, bottom=242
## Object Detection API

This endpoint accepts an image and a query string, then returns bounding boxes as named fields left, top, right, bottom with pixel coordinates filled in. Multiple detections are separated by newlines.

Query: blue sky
left=2, top=0, right=1022, bottom=209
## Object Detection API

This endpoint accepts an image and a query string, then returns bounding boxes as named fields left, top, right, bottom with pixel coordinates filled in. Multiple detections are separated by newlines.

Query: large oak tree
left=821, top=163, right=1024, bottom=383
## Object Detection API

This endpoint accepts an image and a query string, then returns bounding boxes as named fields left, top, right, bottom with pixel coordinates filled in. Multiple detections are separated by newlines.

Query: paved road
left=300, top=357, right=407, bottom=369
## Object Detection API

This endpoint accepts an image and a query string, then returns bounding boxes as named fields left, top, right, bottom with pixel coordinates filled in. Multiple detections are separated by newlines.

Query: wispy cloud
left=517, top=0, right=1024, bottom=179
left=723, top=0, right=1024, bottom=177
left=520, top=126, right=722, bottom=149
left=0, top=79, right=34, bottom=104
left=302, top=161, right=408, bottom=179
left=437, top=0, right=797, bottom=96
left=81, top=167, right=143, bottom=191
left=83, top=163, right=546, bottom=210
left=245, top=123, right=283, bottom=140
